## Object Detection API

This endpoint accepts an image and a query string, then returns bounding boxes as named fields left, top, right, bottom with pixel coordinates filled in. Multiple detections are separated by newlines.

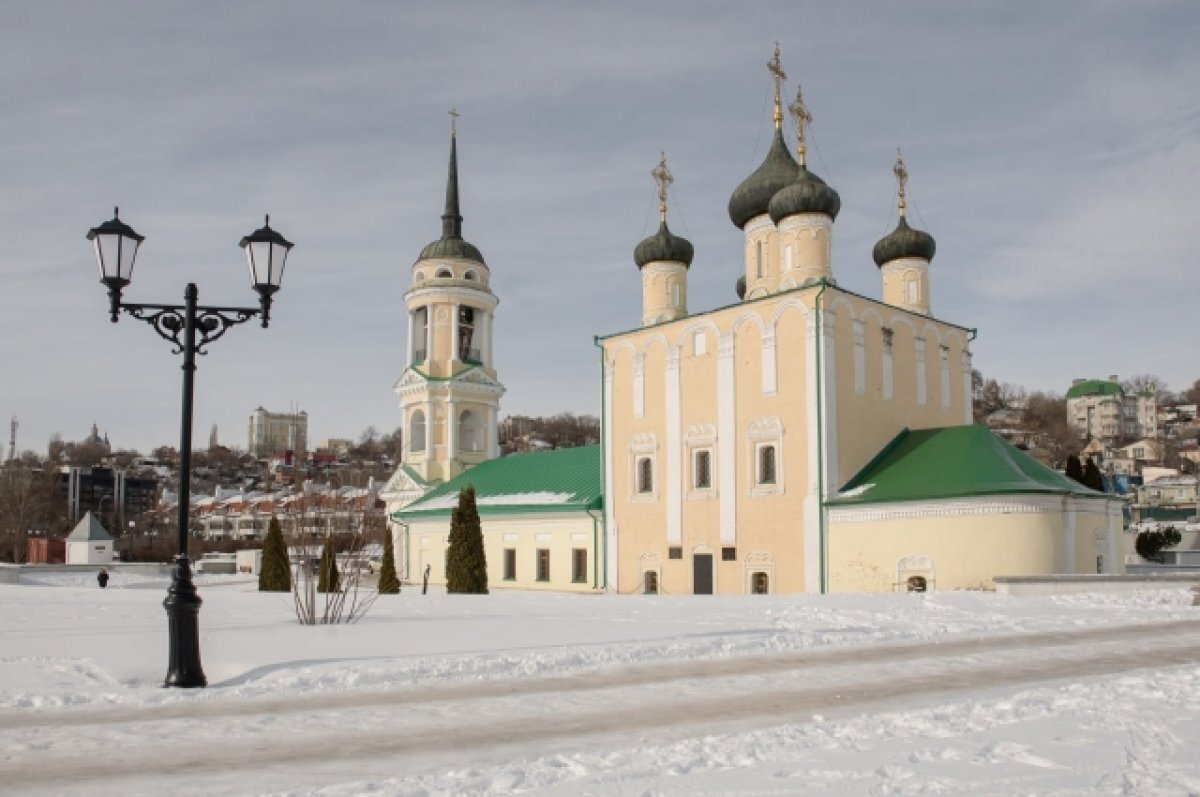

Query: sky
left=2, top=1, right=1198, bottom=456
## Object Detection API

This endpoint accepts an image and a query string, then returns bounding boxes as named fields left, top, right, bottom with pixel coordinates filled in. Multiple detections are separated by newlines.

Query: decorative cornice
left=828, top=494, right=1110, bottom=523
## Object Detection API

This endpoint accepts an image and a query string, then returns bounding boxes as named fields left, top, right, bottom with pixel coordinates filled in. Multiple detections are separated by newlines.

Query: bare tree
left=0, top=463, right=62, bottom=563
left=290, top=519, right=377, bottom=625
left=1021, top=392, right=1077, bottom=467
left=1122, top=374, right=1170, bottom=402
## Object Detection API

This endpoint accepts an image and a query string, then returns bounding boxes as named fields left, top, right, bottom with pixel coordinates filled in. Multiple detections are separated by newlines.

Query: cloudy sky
left=2, top=1, right=1197, bottom=456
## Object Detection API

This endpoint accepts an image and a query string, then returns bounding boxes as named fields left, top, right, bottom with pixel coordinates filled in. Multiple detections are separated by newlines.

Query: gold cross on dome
left=894, top=148, right=908, bottom=215
left=652, top=152, right=674, bottom=222
left=449, top=108, right=459, bottom=136
left=788, top=85, right=812, bottom=165
left=768, top=42, right=787, bottom=126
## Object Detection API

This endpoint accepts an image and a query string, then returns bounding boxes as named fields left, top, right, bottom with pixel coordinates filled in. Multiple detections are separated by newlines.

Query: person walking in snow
left=422, top=563, right=431, bottom=595
left=97, top=569, right=110, bottom=589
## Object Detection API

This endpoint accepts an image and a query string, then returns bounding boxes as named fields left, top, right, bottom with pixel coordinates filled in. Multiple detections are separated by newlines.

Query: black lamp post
left=88, top=208, right=293, bottom=688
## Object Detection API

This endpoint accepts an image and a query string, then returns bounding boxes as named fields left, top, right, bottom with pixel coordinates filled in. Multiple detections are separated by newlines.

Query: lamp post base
left=163, top=555, right=207, bottom=688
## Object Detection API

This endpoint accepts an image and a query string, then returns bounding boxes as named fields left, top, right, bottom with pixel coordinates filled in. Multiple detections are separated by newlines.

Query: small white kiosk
left=66, top=512, right=114, bottom=565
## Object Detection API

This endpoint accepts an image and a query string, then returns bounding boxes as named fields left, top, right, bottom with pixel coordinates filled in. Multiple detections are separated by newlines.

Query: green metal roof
left=395, top=445, right=602, bottom=519
left=1066, top=379, right=1123, bottom=399
left=828, top=425, right=1105, bottom=506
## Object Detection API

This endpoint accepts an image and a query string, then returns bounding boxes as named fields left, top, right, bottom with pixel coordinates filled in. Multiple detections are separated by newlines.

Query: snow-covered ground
left=2, top=571, right=1200, bottom=795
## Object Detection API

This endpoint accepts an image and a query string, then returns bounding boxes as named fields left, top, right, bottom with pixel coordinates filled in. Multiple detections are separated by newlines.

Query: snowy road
left=5, top=617, right=1200, bottom=794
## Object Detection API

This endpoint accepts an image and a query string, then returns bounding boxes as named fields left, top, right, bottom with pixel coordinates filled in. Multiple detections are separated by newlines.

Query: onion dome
left=767, top=166, right=841, bottom=222
left=636, top=154, right=694, bottom=268
left=634, top=221, right=694, bottom=268
left=419, top=125, right=486, bottom=264
left=767, top=83, right=840, bottom=222
left=872, top=216, right=935, bottom=266
left=736, top=275, right=746, bottom=300
left=872, top=150, right=935, bottom=267
left=728, top=127, right=800, bottom=229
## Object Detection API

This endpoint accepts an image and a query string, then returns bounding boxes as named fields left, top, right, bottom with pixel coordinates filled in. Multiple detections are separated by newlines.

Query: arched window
left=671, top=281, right=680, bottom=307
left=436, top=268, right=452, bottom=279
left=463, top=270, right=478, bottom=281
left=414, top=271, right=425, bottom=282
left=756, top=241, right=763, bottom=279
left=637, top=457, right=653, bottom=494
left=410, top=410, right=426, bottom=453
left=907, top=279, right=919, bottom=304
left=459, top=409, right=482, bottom=453
left=906, top=575, right=927, bottom=593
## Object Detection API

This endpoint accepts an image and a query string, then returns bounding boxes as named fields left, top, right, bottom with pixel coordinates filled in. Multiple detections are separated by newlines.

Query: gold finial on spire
left=651, top=152, right=674, bottom=223
left=788, top=84, right=812, bottom=167
left=449, top=107, right=459, bottom=137
left=893, top=148, right=908, bottom=218
left=767, top=42, right=787, bottom=128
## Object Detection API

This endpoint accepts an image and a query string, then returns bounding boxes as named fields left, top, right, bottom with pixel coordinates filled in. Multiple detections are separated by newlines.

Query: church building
left=597, top=47, right=1122, bottom=594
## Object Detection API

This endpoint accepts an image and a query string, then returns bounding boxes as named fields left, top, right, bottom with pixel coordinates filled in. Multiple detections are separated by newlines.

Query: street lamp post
left=88, top=208, right=293, bottom=688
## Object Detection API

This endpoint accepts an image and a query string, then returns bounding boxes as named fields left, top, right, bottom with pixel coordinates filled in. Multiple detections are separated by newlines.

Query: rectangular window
left=503, top=548, right=516, bottom=581
left=694, top=449, right=712, bottom=489
left=637, top=456, right=654, bottom=493
left=536, top=548, right=550, bottom=582
left=721, top=546, right=736, bottom=561
left=668, top=546, right=683, bottom=560
left=571, top=548, right=588, bottom=583
left=757, top=444, right=777, bottom=485
left=756, top=240, right=763, bottom=278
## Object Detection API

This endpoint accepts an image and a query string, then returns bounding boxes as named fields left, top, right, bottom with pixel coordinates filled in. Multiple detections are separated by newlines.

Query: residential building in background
left=59, top=466, right=159, bottom=528
left=1066, top=376, right=1156, bottom=446
left=248, top=407, right=308, bottom=458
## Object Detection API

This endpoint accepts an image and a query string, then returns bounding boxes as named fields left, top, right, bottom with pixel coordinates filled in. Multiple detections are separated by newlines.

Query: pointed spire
left=768, top=42, right=787, bottom=129
left=651, top=152, right=674, bottom=223
left=441, top=109, right=463, bottom=240
left=893, top=148, right=908, bottom=219
left=788, top=85, right=812, bottom=167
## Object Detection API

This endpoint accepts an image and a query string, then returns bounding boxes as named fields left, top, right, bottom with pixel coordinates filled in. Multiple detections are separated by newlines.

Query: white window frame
left=746, top=418, right=784, bottom=497
left=629, top=433, right=658, bottom=503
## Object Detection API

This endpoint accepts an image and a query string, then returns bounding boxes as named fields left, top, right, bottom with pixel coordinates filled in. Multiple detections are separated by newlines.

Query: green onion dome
left=419, top=236, right=485, bottom=263
left=634, top=221, right=694, bottom=269
left=872, top=216, right=935, bottom=267
left=767, top=165, right=841, bottom=223
left=727, top=128, right=800, bottom=229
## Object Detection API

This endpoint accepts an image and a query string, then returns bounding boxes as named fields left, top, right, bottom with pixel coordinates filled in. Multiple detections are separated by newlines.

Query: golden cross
left=449, top=108, right=459, bottom=137
left=893, top=148, right=908, bottom=216
left=788, top=85, right=812, bottom=165
left=651, top=152, right=674, bottom=222
left=767, top=42, right=786, bottom=127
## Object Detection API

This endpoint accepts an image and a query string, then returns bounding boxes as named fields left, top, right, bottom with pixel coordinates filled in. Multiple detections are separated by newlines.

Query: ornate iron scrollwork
left=122, top=303, right=260, bottom=356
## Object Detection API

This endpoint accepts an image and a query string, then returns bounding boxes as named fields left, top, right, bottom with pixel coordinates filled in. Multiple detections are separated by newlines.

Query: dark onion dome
left=419, top=236, right=484, bottom=262
left=735, top=275, right=746, bottom=299
left=872, top=216, right=936, bottom=267
left=634, top=221, right=694, bottom=269
left=767, top=165, right=841, bottom=222
left=727, top=128, right=800, bottom=229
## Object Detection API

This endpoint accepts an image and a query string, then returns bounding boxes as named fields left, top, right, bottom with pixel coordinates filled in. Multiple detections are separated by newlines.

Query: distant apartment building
left=59, top=466, right=160, bottom=528
left=248, top=407, right=308, bottom=458
left=1066, top=375, right=1156, bottom=446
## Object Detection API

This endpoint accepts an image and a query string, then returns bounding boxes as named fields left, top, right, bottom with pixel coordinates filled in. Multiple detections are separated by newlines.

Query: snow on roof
left=412, top=491, right=578, bottom=512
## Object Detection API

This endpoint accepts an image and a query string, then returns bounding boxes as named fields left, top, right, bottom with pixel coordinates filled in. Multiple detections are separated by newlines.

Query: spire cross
left=893, top=148, right=908, bottom=217
left=767, top=42, right=787, bottom=128
left=651, top=152, right=674, bottom=222
left=449, top=108, right=459, bottom=137
left=788, top=85, right=812, bottom=166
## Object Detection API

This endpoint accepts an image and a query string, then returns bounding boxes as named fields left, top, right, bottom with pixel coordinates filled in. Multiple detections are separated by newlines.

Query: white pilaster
left=603, top=358, right=617, bottom=591
left=717, top=333, right=736, bottom=546
left=487, top=405, right=499, bottom=459
left=803, top=313, right=821, bottom=592
left=451, top=304, right=460, bottom=361
left=447, top=398, right=458, bottom=461
left=1062, top=496, right=1077, bottom=572
left=853, top=320, right=865, bottom=395
left=666, top=346, right=682, bottom=547
left=406, top=311, right=415, bottom=369
left=821, top=310, right=839, bottom=497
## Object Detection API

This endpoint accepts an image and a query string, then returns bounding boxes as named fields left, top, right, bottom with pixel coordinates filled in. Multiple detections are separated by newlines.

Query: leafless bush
left=290, top=526, right=377, bottom=625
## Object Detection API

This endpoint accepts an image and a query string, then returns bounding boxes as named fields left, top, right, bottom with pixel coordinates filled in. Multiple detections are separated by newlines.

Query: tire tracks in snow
left=2, top=618, right=1200, bottom=790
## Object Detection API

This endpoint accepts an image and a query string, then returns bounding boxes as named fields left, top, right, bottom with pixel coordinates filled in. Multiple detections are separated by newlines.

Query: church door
left=692, top=554, right=713, bottom=594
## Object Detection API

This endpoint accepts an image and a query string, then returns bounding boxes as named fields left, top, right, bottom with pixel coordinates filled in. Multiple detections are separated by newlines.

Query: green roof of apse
left=1066, top=380, right=1123, bottom=399
left=395, top=445, right=603, bottom=519
left=827, top=425, right=1105, bottom=506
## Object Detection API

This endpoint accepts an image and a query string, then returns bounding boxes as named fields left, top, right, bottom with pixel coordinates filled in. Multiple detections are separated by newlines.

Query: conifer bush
left=258, top=516, right=291, bottom=592
left=445, top=486, right=488, bottom=594
left=377, top=531, right=400, bottom=594
left=317, top=535, right=340, bottom=593
left=1065, top=455, right=1085, bottom=485
left=1082, top=458, right=1105, bottom=492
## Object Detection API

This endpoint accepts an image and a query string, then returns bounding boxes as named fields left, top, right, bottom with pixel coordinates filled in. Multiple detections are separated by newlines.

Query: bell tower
left=392, top=112, right=505, bottom=491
